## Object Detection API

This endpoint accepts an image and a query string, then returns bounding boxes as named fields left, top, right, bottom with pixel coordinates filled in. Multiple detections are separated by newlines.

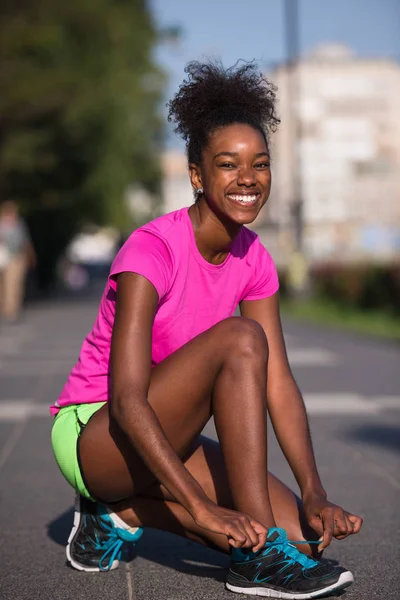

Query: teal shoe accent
left=66, top=495, right=143, bottom=572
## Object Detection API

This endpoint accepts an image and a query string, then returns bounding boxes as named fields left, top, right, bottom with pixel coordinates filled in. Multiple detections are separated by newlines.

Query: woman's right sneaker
left=66, top=495, right=143, bottom=572
left=226, top=527, right=353, bottom=599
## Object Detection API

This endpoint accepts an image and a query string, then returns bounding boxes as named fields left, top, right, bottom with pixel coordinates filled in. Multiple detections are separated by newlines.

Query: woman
left=0, top=200, right=36, bottom=323
left=51, top=61, right=362, bottom=598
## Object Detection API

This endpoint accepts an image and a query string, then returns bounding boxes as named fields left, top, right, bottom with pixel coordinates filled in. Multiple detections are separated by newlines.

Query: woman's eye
left=255, top=162, right=270, bottom=169
left=219, top=163, right=236, bottom=169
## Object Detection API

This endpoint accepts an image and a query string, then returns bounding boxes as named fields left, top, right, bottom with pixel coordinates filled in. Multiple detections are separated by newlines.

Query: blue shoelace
left=263, top=538, right=319, bottom=571
left=233, top=528, right=321, bottom=574
left=94, top=516, right=140, bottom=572
left=255, top=526, right=323, bottom=575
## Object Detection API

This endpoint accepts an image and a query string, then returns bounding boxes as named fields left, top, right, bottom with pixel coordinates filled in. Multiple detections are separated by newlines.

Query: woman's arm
left=240, top=292, right=362, bottom=549
left=110, top=272, right=209, bottom=514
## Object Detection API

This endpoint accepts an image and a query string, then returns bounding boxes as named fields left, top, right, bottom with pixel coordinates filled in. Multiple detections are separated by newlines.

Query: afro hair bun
left=167, top=60, right=279, bottom=164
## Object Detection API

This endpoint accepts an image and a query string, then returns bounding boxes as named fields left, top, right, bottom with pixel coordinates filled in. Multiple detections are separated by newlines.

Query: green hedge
left=279, top=263, right=400, bottom=316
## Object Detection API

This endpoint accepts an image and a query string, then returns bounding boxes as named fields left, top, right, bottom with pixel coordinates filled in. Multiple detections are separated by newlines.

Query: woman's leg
left=110, top=436, right=320, bottom=556
left=71, top=321, right=347, bottom=591
left=79, top=316, right=274, bottom=529
left=2, top=255, right=27, bottom=320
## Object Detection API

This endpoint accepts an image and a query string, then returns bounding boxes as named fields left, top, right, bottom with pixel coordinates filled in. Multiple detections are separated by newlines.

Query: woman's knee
left=215, top=317, right=269, bottom=363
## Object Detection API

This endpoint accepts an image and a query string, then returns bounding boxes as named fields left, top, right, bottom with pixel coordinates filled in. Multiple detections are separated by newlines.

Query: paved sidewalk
left=0, top=297, right=399, bottom=599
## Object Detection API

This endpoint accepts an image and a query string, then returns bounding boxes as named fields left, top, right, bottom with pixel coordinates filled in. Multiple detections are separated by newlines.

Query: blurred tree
left=0, top=0, right=166, bottom=289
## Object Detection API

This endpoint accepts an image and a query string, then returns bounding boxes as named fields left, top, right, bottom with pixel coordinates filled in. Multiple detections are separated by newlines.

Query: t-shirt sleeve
left=109, top=229, right=174, bottom=300
left=241, top=239, right=279, bottom=302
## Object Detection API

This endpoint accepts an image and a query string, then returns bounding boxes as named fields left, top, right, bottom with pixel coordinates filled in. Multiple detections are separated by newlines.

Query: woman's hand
left=302, top=492, right=363, bottom=552
left=192, top=499, right=269, bottom=552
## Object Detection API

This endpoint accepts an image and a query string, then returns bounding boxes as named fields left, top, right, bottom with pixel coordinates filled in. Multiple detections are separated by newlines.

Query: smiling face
left=189, top=123, right=271, bottom=226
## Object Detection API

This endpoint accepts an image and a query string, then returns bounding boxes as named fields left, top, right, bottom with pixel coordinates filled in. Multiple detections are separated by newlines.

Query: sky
left=150, top=0, right=400, bottom=144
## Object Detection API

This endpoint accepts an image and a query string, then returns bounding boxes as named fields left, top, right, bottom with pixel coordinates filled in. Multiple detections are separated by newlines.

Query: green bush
left=309, top=263, right=400, bottom=315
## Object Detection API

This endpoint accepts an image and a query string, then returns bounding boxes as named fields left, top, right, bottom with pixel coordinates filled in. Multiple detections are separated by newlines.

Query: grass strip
left=281, top=298, right=400, bottom=341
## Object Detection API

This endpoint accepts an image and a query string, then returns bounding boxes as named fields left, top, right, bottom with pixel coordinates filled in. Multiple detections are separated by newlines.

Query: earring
left=196, top=187, right=203, bottom=195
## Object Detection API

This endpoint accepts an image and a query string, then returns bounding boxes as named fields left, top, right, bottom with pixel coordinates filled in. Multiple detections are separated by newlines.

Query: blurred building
left=257, top=44, right=400, bottom=265
left=161, top=150, right=193, bottom=213
left=160, top=46, right=400, bottom=266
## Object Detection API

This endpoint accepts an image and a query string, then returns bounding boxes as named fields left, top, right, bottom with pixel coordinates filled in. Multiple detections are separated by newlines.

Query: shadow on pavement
left=47, top=507, right=228, bottom=581
left=139, top=528, right=229, bottom=582
left=47, top=508, right=341, bottom=585
left=344, top=424, right=400, bottom=453
left=47, top=507, right=74, bottom=546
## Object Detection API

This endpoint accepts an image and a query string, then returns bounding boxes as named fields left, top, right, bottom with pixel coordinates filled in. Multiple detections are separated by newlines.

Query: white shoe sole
left=65, top=496, right=119, bottom=572
left=226, top=570, right=354, bottom=598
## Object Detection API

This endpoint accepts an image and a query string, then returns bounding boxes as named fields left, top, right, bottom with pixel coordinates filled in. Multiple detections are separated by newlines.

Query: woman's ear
left=189, top=163, right=202, bottom=194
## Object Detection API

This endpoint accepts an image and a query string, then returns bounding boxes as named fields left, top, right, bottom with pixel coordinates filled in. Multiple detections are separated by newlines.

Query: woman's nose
left=237, top=167, right=256, bottom=186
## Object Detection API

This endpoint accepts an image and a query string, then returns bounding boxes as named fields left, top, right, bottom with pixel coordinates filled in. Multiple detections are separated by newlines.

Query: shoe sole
left=226, top=571, right=354, bottom=599
left=66, top=496, right=119, bottom=572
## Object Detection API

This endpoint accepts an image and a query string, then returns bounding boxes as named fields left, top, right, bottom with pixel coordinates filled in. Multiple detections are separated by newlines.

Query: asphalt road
left=0, top=294, right=399, bottom=600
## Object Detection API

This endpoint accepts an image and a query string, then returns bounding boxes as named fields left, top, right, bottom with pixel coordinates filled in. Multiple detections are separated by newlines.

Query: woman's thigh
left=78, top=317, right=268, bottom=503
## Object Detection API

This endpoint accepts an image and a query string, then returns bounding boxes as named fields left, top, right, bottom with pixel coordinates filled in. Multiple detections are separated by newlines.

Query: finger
left=250, top=520, right=269, bottom=552
left=308, top=516, right=324, bottom=537
left=234, top=519, right=256, bottom=548
left=335, top=532, right=349, bottom=540
left=335, top=513, right=360, bottom=540
left=240, top=518, right=261, bottom=549
left=348, top=514, right=363, bottom=534
left=319, top=525, right=334, bottom=552
left=233, top=519, right=259, bottom=548
left=228, top=536, right=247, bottom=548
left=226, top=524, right=247, bottom=548
left=338, top=513, right=355, bottom=539
left=332, top=511, right=349, bottom=539
left=318, top=510, right=334, bottom=552
left=229, top=522, right=254, bottom=548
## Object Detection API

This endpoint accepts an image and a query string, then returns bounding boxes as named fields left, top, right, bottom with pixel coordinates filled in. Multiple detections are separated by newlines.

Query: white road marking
left=370, top=397, right=400, bottom=410
left=125, top=563, right=135, bottom=600
left=0, top=376, right=53, bottom=470
left=0, top=346, right=339, bottom=376
left=0, top=359, right=75, bottom=376
left=0, top=401, right=49, bottom=421
left=0, top=395, right=399, bottom=422
left=304, top=394, right=380, bottom=414
left=287, top=348, right=338, bottom=366
left=0, top=399, right=34, bottom=421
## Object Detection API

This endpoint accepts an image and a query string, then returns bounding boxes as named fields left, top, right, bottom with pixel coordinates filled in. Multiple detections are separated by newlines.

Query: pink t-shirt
left=50, top=208, right=279, bottom=415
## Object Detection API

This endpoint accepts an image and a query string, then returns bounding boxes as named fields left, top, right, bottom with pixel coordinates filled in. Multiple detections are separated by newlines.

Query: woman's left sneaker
left=66, top=495, right=143, bottom=572
left=226, top=527, right=353, bottom=599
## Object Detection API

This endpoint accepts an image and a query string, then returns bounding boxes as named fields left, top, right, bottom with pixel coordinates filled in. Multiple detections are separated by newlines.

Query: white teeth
left=228, top=194, right=258, bottom=204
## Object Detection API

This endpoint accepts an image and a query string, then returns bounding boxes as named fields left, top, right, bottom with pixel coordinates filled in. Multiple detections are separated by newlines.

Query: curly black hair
left=167, top=60, right=279, bottom=165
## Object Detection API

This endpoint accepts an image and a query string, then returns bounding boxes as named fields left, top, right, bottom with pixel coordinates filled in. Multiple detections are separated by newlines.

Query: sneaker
left=226, top=527, right=353, bottom=599
left=66, top=495, right=143, bottom=572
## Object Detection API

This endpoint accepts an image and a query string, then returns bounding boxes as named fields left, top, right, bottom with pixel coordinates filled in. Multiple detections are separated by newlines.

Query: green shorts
left=51, top=402, right=106, bottom=501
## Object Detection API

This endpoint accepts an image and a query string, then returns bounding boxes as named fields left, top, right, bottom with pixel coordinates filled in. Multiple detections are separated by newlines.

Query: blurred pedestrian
left=0, top=200, right=36, bottom=323
left=50, top=61, right=362, bottom=598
